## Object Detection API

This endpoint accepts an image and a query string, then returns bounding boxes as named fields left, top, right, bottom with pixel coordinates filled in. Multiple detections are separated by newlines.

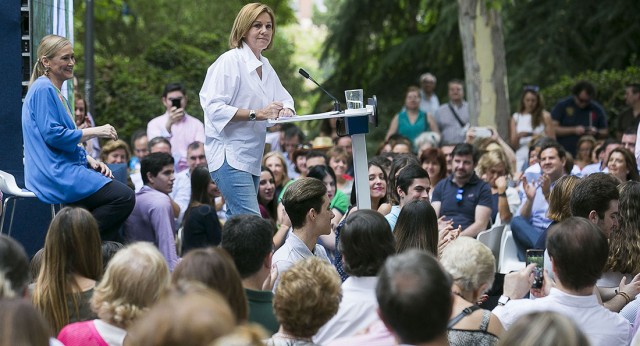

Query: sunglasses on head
left=523, top=85, right=539, bottom=93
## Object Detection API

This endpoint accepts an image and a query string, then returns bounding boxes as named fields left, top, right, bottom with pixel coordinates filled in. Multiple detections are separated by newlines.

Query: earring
left=44, top=66, right=50, bottom=76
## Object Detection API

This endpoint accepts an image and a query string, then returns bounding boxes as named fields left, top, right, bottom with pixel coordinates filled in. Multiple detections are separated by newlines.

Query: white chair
left=477, top=224, right=505, bottom=271
left=176, top=226, right=184, bottom=257
left=0, top=170, right=56, bottom=236
left=498, top=229, right=526, bottom=274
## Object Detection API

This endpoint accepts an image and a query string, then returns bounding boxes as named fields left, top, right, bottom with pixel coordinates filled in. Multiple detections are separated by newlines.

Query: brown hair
left=0, top=299, right=51, bottom=346
left=126, top=282, right=235, bottom=346
left=605, top=181, right=640, bottom=273
left=172, top=247, right=248, bottom=323
left=32, top=207, right=103, bottom=333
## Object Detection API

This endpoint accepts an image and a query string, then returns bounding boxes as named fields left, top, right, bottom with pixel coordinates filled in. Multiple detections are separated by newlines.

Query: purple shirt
left=124, top=186, right=180, bottom=270
left=147, top=113, right=205, bottom=173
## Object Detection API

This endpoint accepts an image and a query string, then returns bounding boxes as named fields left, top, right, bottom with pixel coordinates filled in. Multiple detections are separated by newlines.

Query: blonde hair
left=100, top=139, right=132, bottom=163
left=262, top=151, right=290, bottom=187
left=498, top=311, right=589, bottom=346
left=273, top=257, right=341, bottom=338
left=476, top=148, right=512, bottom=178
left=91, top=242, right=171, bottom=329
left=29, top=34, right=71, bottom=86
left=546, top=175, right=580, bottom=222
left=440, top=237, right=495, bottom=292
left=228, top=3, right=276, bottom=50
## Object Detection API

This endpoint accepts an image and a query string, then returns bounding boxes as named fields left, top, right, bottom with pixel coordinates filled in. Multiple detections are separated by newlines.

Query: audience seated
left=124, top=152, right=180, bottom=270
left=272, top=178, right=333, bottom=289
left=394, top=200, right=441, bottom=257
left=181, top=166, right=222, bottom=254
left=533, top=175, right=580, bottom=249
left=432, top=143, right=493, bottom=237
left=126, top=282, right=235, bottom=346
left=267, top=257, right=341, bottom=346
left=493, top=217, right=630, bottom=346
left=0, top=235, right=30, bottom=299
left=376, top=250, right=452, bottom=346
left=172, top=247, right=248, bottom=324
left=221, top=214, right=280, bottom=334
left=170, top=141, right=208, bottom=224
left=384, top=164, right=430, bottom=230
left=0, top=298, right=51, bottom=345
left=32, top=207, right=103, bottom=333
left=314, top=210, right=395, bottom=344
left=58, top=242, right=171, bottom=346
left=497, top=311, right=588, bottom=346
left=441, top=237, right=504, bottom=345
left=511, top=141, right=565, bottom=259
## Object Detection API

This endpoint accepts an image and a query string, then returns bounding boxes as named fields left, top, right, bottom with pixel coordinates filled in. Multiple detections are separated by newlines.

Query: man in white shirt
left=147, top=83, right=205, bottom=173
left=170, top=141, right=207, bottom=224
left=493, top=217, right=631, bottom=346
left=419, top=72, right=440, bottom=115
left=314, top=210, right=395, bottom=344
left=272, top=178, right=334, bottom=289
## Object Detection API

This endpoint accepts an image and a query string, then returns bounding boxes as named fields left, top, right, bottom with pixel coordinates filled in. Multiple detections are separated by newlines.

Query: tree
left=457, top=0, right=509, bottom=135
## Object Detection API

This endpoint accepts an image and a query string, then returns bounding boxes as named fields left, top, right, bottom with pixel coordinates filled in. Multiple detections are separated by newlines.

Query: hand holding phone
left=171, top=98, right=182, bottom=109
left=526, top=249, right=544, bottom=289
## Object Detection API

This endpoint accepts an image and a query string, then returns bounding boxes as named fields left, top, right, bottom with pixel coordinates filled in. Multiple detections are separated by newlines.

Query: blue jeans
left=210, top=158, right=260, bottom=218
left=510, top=216, right=546, bottom=261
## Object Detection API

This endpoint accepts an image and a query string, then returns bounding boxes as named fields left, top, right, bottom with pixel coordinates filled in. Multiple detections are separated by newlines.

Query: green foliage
left=320, top=0, right=463, bottom=153
left=541, top=66, right=640, bottom=136
left=73, top=0, right=303, bottom=143
left=503, top=0, right=640, bottom=109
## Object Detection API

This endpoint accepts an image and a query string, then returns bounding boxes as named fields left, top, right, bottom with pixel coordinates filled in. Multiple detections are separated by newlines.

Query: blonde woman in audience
left=498, top=311, right=589, bottom=346
left=267, top=257, right=341, bottom=346
left=57, top=242, right=170, bottom=346
left=440, top=237, right=504, bottom=345
left=263, top=151, right=291, bottom=199
left=33, top=207, right=103, bottom=333
left=100, top=139, right=131, bottom=165
left=574, top=135, right=597, bottom=171
left=327, top=147, right=353, bottom=195
left=172, top=247, right=248, bottom=324
left=476, top=149, right=520, bottom=226
left=127, top=282, right=236, bottom=346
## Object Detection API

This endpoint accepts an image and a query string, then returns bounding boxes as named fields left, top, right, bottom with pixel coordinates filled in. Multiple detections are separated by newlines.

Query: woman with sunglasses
left=509, top=86, right=555, bottom=172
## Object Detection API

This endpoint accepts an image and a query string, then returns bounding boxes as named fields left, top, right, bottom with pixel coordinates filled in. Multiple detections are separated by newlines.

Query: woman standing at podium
left=200, top=3, right=295, bottom=217
left=22, top=35, right=134, bottom=242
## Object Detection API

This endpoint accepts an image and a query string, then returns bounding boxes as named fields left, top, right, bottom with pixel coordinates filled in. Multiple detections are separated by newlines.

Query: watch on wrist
left=249, top=109, right=257, bottom=121
left=497, top=295, right=511, bottom=306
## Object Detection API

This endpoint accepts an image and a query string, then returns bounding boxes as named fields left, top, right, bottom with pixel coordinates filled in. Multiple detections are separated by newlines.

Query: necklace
left=47, top=77, right=77, bottom=129
left=273, top=331, right=312, bottom=342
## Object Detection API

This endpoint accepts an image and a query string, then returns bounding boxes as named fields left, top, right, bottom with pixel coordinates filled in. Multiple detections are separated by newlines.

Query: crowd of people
left=4, top=1, right=640, bottom=345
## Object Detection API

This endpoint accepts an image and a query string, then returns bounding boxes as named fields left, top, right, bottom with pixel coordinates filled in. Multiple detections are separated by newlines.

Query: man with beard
left=432, top=143, right=492, bottom=237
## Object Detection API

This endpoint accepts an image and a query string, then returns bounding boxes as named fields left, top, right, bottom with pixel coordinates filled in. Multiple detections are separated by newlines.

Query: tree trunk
left=457, top=0, right=510, bottom=136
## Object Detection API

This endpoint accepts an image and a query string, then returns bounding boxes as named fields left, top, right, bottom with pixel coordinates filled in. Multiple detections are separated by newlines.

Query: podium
left=269, top=97, right=378, bottom=209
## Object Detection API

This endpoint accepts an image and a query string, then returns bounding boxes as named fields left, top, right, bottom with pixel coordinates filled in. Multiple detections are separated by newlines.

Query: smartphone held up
left=526, top=249, right=544, bottom=289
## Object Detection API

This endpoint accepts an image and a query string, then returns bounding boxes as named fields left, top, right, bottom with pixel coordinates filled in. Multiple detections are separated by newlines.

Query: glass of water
left=344, top=89, right=364, bottom=109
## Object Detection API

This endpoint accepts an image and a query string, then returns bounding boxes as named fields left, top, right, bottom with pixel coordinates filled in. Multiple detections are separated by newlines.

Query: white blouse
left=199, top=43, right=295, bottom=176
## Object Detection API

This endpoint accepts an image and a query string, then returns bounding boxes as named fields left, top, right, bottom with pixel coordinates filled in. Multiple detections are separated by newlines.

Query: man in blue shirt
left=511, top=142, right=566, bottom=260
left=552, top=81, right=607, bottom=156
left=432, top=143, right=492, bottom=238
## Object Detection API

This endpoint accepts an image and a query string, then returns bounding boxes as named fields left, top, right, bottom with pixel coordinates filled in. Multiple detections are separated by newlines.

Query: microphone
left=299, top=68, right=341, bottom=111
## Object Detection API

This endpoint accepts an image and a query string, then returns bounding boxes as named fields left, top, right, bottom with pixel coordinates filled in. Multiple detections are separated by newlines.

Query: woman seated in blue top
left=22, top=35, right=134, bottom=242
left=385, top=86, right=440, bottom=146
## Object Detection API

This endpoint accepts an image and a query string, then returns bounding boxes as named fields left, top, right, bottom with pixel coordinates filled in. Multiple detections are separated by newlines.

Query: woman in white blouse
left=199, top=3, right=295, bottom=217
